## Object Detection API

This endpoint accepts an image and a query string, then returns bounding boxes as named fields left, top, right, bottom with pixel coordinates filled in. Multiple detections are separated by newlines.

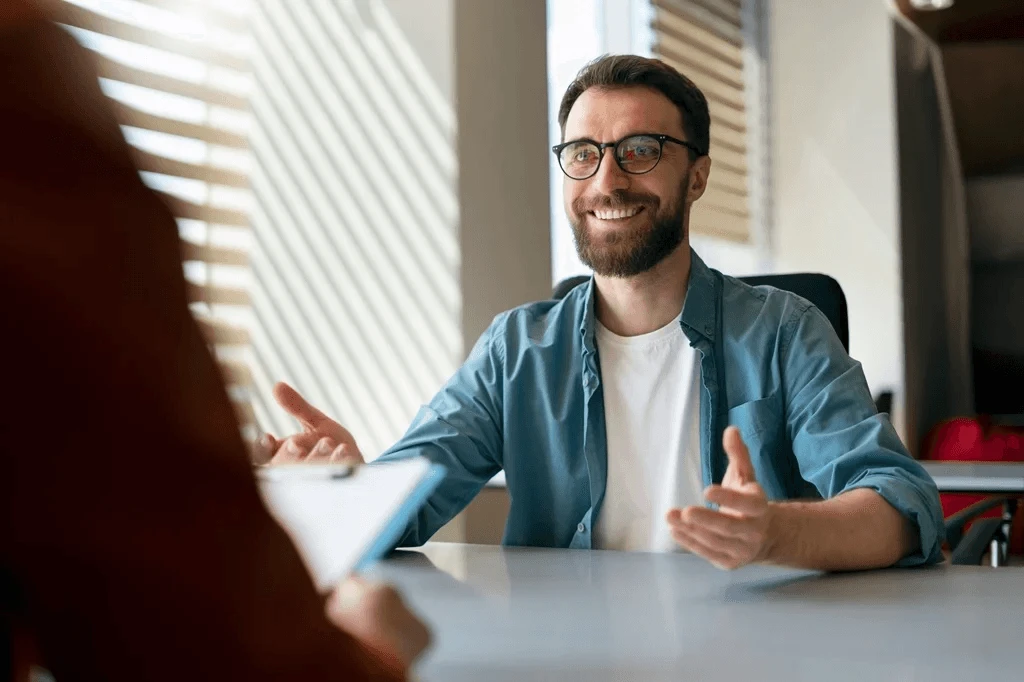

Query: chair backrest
left=551, top=272, right=850, bottom=352
left=740, top=274, right=849, bottom=351
left=552, top=275, right=589, bottom=301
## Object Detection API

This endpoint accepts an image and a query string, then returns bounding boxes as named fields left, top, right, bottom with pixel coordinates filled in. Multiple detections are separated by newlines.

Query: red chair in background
left=923, top=417, right=1024, bottom=562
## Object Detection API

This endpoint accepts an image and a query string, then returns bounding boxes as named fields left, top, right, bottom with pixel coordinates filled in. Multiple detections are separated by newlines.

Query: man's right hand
left=250, top=382, right=365, bottom=466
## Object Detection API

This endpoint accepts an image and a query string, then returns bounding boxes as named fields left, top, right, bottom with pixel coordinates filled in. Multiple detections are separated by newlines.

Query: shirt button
left=705, top=324, right=713, bottom=334
left=577, top=522, right=586, bottom=533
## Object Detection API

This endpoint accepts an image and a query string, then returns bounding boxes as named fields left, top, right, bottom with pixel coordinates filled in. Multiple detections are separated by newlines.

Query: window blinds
left=652, top=0, right=751, bottom=243
left=56, top=0, right=257, bottom=428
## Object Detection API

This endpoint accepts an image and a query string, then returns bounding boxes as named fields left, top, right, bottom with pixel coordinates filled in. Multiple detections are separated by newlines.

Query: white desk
left=921, top=461, right=1024, bottom=494
left=376, top=543, right=1024, bottom=682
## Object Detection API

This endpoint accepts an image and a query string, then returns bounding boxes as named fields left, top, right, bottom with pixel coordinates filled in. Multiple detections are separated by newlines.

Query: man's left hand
left=667, top=425, right=774, bottom=570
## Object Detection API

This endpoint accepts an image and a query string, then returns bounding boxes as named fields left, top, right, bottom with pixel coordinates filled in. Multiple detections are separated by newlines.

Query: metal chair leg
left=998, top=499, right=1018, bottom=567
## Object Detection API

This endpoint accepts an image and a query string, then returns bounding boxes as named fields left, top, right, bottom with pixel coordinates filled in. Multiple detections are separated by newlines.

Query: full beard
left=569, top=181, right=689, bottom=278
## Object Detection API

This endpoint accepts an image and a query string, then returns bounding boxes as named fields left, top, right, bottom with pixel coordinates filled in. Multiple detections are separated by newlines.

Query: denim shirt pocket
left=726, top=392, right=785, bottom=494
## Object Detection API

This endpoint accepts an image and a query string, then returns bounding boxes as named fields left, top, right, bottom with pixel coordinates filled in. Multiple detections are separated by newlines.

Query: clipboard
left=257, top=457, right=446, bottom=589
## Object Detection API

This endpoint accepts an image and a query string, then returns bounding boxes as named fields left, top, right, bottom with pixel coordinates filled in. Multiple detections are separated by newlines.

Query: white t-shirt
left=593, top=312, right=705, bottom=552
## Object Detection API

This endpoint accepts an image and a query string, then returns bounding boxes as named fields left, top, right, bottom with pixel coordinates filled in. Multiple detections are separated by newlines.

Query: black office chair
left=552, top=272, right=1013, bottom=565
left=944, top=496, right=1019, bottom=566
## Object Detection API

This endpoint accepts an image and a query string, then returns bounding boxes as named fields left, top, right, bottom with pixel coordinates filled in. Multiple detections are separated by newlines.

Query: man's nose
left=589, top=147, right=630, bottom=195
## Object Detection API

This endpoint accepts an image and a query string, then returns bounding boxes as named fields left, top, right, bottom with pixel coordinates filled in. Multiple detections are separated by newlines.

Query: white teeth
left=593, top=206, right=641, bottom=220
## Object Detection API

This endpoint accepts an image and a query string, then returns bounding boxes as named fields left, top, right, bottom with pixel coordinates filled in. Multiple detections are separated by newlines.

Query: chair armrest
left=950, top=517, right=1004, bottom=565
left=944, top=495, right=1015, bottom=548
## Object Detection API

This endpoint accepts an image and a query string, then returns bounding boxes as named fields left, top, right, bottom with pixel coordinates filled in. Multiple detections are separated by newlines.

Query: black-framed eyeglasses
left=552, top=134, right=702, bottom=181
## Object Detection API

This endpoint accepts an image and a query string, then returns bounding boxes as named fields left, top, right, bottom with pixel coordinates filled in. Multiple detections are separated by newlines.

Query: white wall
left=770, top=0, right=906, bottom=436
left=249, top=0, right=550, bottom=456
left=455, top=0, right=552, bottom=349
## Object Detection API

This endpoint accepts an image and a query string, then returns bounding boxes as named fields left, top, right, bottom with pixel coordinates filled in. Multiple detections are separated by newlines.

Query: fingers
left=723, top=425, right=756, bottom=485
left=273, top=381, right=335, bottom=431
left=250, top=432, right=278, bottom=466
left=330, top=442, right=366, bottom=466
left=268, top=435, right=362, bottom=466
left=669, top=521, right=742, bottom=570
left=290, top=436, right=337, bottom=463
left=667, top=503, right=771, bottom=570
left=704, top=484, right=767, bottom=516
left=673, top=506, right=760, bottom=542
left=269, top=432, right=320, bottom=465
left=307, top=437, right=340, bottom=463
left=272, top=382, right=360, bottom=453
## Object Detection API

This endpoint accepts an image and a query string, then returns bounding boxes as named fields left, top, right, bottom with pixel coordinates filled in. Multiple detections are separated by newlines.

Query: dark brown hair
left=557, top=54, right=710, bottom=158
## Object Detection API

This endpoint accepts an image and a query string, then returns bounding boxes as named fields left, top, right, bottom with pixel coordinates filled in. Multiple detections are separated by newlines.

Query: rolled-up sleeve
left=781, top=305, right=945, bottom=566
left=374, top=315, right=507, bottom=547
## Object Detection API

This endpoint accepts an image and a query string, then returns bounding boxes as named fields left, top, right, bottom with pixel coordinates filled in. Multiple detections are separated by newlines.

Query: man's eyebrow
left=563, top=130, right=677, bottom=143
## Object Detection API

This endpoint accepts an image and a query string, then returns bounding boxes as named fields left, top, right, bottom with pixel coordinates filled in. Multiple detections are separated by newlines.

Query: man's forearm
left=763, top=488, right=919, bottom=571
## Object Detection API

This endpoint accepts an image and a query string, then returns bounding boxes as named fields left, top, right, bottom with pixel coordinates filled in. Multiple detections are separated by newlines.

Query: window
left=548, top=0, right=606, bottom=287
left=651, top=0, right=752, bottom=243
left=56, top=0, right=257, bottom=433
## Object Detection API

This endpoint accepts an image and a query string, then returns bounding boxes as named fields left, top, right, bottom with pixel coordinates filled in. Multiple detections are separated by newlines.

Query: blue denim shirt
left=378, top=250, right=944, bottom=566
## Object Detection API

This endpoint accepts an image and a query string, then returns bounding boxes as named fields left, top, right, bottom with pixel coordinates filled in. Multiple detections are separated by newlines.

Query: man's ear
left=686, top=155, right=712, bottom=204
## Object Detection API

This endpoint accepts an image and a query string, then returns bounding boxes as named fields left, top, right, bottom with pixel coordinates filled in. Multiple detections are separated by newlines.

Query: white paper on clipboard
left=257, top=457, right=445, bottom=590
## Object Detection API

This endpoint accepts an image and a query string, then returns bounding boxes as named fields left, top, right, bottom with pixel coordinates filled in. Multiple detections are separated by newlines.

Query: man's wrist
left=758, top=502, right=782, bottom=563
left=759, top=500, right=810, bottom=565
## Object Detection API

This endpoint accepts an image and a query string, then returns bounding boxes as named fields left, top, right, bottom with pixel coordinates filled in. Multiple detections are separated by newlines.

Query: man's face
left=561, top=86, right=707, bottom=277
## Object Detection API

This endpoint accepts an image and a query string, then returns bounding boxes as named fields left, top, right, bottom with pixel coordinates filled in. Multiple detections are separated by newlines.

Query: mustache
left=573, top=190, right=658, bottom=214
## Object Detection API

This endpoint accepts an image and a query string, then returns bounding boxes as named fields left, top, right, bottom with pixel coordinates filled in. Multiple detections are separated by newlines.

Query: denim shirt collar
left=578, top=247, right=720, bottom=354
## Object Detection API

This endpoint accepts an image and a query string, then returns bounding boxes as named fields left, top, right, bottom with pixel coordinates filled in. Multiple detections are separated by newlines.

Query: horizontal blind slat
left=196, top=317, right=251, bottom=345
left=690, top=204, right=749, bottom=242
left=707, top=101, right=747, bottom=135
left=92, top=54, right=249, bottom=110
left=707, top=148, right=747, bottom=176
left=180, top=240, right=250, bottom=266
left=688, top=0, right=742, bottom=27
left=219, top=358, right=254, bottom=387
left=653, top=0, right=743, bottom=46
left=232, top=399, right=256, bottom=427
left=156, top=191, right=250, bottom=226
left=133, top=149, right=249, bottom=187
left=706, top=170, right=748, bottom=197
left=59, top=3, right=250, bottom=72
left=657, top=53, right=746, bottom=111
left=112, top=101, right=248, bottom=148
left=186, top=282, right=251, bottom=306
left=654, top=34, right=744, bottom=89
left=700, top=185, right=749, bottom=218
left=132, top=0, right=251, bottom=34
left=706, top=122, right=747, bottom=153
left=652, top=6, right=743, bottom=67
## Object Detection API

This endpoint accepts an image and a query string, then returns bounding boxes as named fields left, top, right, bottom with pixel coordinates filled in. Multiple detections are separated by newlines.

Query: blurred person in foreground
left=256, top=54, right=944, bottom=572
left=0, top=2, right=428, bottom=680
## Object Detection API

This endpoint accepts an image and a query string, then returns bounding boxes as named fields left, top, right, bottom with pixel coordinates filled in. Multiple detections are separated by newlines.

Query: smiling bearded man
left=254, top=54, right=944, bottom=573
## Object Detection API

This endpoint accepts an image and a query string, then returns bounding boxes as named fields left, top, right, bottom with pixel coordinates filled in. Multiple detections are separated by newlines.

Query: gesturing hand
left=250, top=382, right=364, bottom=467
left=666, top=425, right=773, bottom=570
